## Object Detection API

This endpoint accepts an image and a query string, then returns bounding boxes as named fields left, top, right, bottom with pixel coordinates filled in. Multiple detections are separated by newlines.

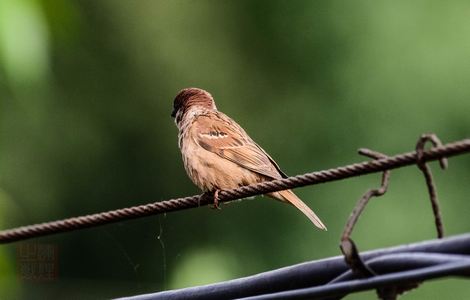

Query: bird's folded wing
left=193, top=114, right=284, bottom=180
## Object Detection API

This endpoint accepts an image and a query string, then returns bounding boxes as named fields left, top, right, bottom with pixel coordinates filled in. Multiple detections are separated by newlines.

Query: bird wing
left=193, top=112, right=327, bottom=230
left=193, top=113, right=285, bottom=180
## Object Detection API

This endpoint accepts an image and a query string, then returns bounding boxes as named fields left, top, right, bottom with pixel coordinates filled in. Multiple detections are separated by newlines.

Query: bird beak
left=171, top=109, right=176, bottom=118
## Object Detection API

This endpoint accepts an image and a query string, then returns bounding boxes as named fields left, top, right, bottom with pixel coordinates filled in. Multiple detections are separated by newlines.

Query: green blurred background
left=0, top=0, right=469, bottom=299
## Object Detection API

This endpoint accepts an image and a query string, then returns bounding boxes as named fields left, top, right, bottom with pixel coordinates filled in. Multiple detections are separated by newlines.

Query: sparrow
left=171, top=87, right=326, bottom=230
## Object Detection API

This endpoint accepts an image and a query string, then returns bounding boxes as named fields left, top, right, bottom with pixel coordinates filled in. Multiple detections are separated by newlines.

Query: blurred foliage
left=0, top=0, right=469, bottom=299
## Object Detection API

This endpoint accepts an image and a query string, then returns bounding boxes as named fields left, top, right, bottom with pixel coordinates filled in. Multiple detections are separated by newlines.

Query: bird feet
left=211, top=190, right=221, bottom=210
left=199, top=190, right=221, bottom=209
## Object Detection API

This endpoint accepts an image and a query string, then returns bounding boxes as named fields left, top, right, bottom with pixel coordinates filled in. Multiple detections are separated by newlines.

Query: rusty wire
left=339, top=148, right=390, bottom=278
left=337, top=146, right=424, bottom=300
left=0, top=138, right=469, bottom=244
left=338, top=135, right=451, bottom=300
left=416, top=133, right=448, bottom=238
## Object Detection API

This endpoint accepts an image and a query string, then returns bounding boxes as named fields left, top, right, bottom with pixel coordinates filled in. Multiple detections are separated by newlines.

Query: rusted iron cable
left=0, top=138, right=469, bottom=244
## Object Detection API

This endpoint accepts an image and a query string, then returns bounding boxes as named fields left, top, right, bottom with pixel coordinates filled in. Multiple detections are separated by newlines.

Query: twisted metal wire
left=1, top=138, right=469, bottom=244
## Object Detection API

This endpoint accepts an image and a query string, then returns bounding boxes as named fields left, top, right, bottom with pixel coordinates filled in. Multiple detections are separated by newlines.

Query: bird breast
left=179, top=128, right=261, bottom=192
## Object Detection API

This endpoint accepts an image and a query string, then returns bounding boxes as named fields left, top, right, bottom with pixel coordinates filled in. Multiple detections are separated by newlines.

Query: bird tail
left=269, top=190, right=327, bottom=230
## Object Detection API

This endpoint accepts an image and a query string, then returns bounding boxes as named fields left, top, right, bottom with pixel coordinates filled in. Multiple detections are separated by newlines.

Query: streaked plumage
left=172, top=87, right=326, bottom=230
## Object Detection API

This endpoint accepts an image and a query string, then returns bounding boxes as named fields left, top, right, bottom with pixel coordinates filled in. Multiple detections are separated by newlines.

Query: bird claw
left=199, top=190, right=221, bottom=209
left=211, top=190, right=221, bottom=210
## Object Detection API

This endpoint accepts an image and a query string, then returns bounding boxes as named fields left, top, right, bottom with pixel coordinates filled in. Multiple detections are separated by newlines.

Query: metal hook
left=340, top=148, right=390, bottom=278
left=415, top=133, right=448, bottom=238
left=340, top=146, right=426, bottom=299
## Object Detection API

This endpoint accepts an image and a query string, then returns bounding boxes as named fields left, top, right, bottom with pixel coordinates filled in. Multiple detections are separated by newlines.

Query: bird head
left=171, top=88, right=217, bottom=124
